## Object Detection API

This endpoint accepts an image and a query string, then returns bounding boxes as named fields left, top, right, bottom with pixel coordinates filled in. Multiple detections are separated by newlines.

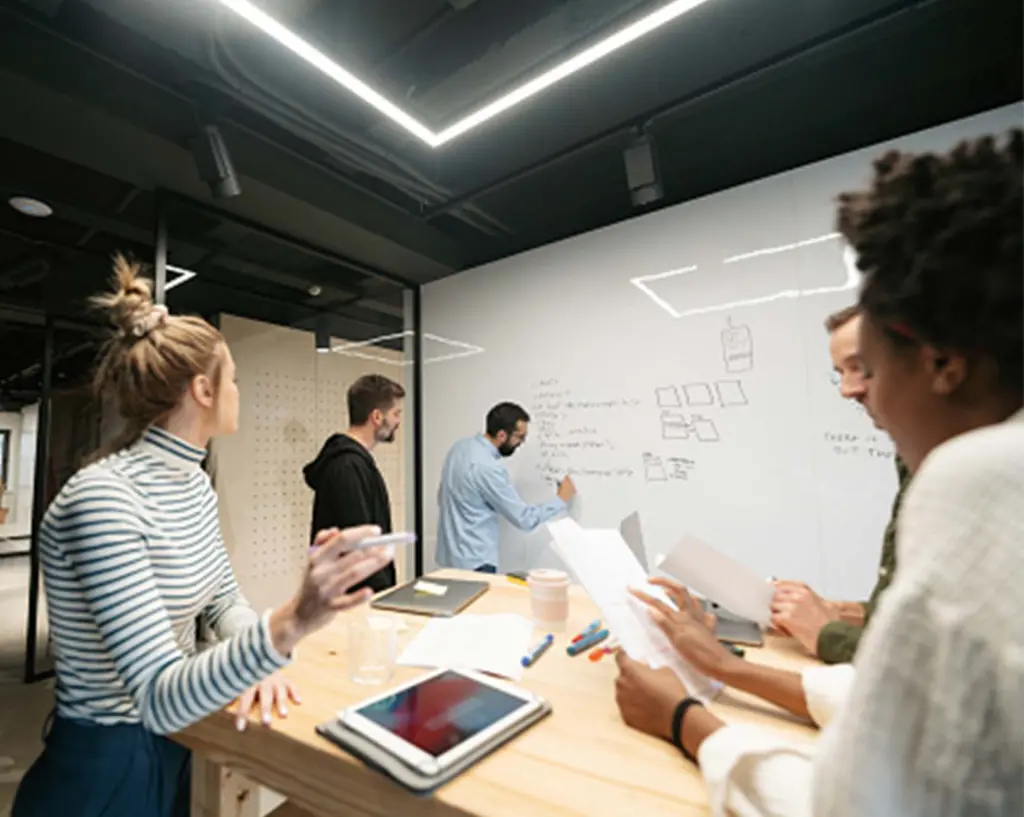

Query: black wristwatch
left=670, top=697, right=704, bottom=764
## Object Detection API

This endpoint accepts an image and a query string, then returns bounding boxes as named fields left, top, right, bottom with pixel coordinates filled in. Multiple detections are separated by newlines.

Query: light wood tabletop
left=177, top=570, right=821, bottom=817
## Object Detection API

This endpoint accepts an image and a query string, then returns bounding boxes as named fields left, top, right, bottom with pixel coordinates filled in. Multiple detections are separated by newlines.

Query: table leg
left=190, top=752, right=260, bottom=817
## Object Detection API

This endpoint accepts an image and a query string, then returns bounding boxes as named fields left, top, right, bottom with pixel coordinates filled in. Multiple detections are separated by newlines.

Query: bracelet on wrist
left=671, top=697, right=704, bottom=764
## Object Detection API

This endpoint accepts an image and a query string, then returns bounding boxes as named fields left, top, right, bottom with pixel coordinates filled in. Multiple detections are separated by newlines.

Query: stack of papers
left=546, top=518, right=721, bottom=702
left=659, top=534, right=774, bottom=626
left=397, top=613, right=534, bottom=681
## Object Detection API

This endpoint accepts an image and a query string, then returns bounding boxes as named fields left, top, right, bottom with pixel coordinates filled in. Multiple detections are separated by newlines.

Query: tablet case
left=370, top=577, right=490, bottom=617
left=316, top=699, right=552, bottom=795
left=704, top=601, right=765, bottom=647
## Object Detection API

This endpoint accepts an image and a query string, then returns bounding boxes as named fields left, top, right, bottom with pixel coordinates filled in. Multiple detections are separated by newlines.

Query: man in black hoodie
left=304, top=374, right=405, bottom=593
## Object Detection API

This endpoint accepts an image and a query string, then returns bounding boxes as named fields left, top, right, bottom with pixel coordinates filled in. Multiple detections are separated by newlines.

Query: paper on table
left=546, top=518, right=721, bottom=702
left=397, top=613, right=534, bottom=681
left=659, top=534, right=774, bottom=626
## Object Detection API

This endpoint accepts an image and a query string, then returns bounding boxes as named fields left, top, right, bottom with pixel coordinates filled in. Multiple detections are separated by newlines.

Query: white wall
left=421, top=103, right=1023, bottom=599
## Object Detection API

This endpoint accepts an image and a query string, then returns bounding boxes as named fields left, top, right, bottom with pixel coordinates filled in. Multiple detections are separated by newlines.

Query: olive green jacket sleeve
left=816, top=457, right=912, bottom=664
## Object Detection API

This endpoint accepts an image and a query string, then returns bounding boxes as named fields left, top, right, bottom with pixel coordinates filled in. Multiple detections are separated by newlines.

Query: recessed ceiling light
left=214, top=0, right=714, bottom=148
left=8, top=196, right=53, bottom=218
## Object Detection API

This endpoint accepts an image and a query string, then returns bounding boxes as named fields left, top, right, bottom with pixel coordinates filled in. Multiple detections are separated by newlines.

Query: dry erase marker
left=571, top=619, right=601, bottom=643
left=522, top=634, right=554, bottom=667
left=567, top=628, right=609, bottom=656
left=588, top=638, right=620, bottom=662
left=309, top=531, right=415, bottom=555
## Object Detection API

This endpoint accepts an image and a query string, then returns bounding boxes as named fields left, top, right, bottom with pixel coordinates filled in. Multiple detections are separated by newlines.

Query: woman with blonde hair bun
left=13, top=255, right=394, bottom=817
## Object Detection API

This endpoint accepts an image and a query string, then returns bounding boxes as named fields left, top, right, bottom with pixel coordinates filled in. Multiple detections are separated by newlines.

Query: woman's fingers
left=311, top=525, right=382, bottom=564
left=235, top=686, right=255, bottom=732
left=327, top=587, right=374, bottom=612
left=629, top=587, right=678, bottom=622
left=259, top=680, right=273, bottom=725
left=286, top=678, right=302, bottom=706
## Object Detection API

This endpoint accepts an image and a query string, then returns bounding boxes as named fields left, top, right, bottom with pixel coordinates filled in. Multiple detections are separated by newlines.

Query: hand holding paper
left=658, top=533, right=774, bottom=626
left=546, top=518, right=720, bottom=702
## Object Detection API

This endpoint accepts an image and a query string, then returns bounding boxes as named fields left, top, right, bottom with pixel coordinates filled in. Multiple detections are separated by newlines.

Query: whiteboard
left=421, top=103, right=1022, bottom=599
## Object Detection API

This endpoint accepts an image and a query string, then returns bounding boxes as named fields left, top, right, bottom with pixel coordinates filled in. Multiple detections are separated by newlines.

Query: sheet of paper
left=397, top=613, right=534, bottom=681
left=546, top=519, right=721, bottom=702
left=659, top=534, right=774, bottom=626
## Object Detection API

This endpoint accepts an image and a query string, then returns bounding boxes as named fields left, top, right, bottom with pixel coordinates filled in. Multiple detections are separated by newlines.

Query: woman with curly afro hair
left=614, top=129, right=1022, bottom=817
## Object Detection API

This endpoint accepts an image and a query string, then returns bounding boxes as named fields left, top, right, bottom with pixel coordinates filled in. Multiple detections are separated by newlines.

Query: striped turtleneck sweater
left=40, top=426, right=289, bottom=735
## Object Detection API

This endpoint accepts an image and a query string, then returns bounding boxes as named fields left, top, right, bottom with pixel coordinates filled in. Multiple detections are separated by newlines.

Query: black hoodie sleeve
left=318, top=455, right=376, bottom=531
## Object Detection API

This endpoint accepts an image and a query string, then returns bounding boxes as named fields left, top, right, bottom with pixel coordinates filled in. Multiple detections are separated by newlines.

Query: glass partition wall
left=160, top=196, right=421, bottom=620
left=4, top=189, right=420, bottom=683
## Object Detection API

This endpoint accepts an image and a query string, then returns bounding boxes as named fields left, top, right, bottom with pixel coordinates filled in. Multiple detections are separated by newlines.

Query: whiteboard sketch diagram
left=683, top=382, right=714, bottom=406
left=643, top=453, right=668, bottom=482
left=715, top=379, right=748, bottom=407
left=661, top=411, right=690, bottom=440
left=655, top=386, right=682, bottom=408
left=660, top=411, right=720, bottom=443
left=692, top=415, right=720, bottom=442
left=721, top=317, right=754, bottom=373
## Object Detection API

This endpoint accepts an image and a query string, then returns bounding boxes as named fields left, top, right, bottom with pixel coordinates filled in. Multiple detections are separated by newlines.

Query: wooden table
left=177, top=570, right=820, bottom=817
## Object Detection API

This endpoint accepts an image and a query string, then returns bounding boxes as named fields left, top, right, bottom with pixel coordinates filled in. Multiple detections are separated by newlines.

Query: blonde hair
left=91, top=254, right=225, bottom=456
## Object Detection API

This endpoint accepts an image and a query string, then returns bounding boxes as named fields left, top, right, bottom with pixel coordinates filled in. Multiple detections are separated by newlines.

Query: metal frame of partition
left=19, top=191, right=426, bottom=683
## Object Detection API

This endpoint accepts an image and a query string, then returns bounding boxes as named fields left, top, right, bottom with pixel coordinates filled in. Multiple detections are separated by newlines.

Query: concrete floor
left=0, top=556, right=53, bottom=816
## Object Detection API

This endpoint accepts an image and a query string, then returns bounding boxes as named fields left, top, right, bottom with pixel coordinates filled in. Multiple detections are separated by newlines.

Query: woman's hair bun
left=91, top=253, right=155, bottom=337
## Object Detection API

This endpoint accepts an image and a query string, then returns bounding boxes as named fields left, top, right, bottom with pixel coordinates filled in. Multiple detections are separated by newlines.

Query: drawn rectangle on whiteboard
left=692, top=417, right=719, bottom=442
left=716, top=380, right=748, bottom=407
left=683, top=383, right=713, bottom=406
left=655, top=386, right=681, bottom=407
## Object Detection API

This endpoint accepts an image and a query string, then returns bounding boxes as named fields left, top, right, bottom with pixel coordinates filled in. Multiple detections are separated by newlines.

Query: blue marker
left=571, top=619, right=602, bottom=644
left=567, top=628, right=609, bottom=656
left=522, top=634, right=554, bottom=667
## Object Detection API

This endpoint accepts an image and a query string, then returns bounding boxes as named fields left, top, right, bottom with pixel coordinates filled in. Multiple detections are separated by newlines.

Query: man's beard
left=498, top=442, right=518, bottom=458
left=377, top=426, right=398, bottom=444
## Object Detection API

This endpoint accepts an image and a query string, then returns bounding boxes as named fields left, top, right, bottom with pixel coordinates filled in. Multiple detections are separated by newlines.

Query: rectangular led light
left=214, top=0, right=714, bottom=148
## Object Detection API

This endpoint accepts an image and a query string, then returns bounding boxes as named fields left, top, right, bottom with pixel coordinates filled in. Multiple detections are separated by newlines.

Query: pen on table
left=507, top=575, right=528, bottom=588
left=571, top=619, right=601, bottom=643
left=724, top=643, right=746, bottom=658
left=522, top=634, right=554, bottom=668
left=567, top=628, right=609, bottom=656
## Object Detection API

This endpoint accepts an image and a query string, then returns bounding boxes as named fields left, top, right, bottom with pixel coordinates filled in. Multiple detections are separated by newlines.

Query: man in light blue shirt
left=436, top=402, right=576, bottom=572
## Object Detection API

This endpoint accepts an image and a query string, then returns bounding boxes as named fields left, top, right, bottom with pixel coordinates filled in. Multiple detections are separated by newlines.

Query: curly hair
left=837, top=128, right=1022, bottom=394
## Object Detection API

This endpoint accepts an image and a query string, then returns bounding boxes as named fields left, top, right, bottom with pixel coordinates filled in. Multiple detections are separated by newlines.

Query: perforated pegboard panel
left=213, top=315, right=411, bottom=613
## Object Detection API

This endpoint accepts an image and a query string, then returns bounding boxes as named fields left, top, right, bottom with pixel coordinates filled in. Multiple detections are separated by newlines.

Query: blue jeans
left=475, top=564, right=497, bottom=574
left=13, top=714, right=190, bottom=817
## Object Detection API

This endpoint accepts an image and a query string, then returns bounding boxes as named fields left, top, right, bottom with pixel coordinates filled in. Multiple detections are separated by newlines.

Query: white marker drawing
left=683, top=382, right=714, bottom=406
left=643, top=453, right=668, bottom=483
left=715, top=379, right=748, bottom=407
left=655, top=386, right=682, bottom=408
left=721, top=316, right=753, bottom=373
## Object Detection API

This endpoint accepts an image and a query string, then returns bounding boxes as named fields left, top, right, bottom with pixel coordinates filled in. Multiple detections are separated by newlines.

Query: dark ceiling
left=0, top=0, right=1021, bottom=402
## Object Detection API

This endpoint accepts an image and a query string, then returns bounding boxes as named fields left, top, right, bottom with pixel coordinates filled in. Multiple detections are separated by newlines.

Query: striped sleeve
left=47, top=474, right=289, bottom=735
left=204, top=529, right=260, bottom=639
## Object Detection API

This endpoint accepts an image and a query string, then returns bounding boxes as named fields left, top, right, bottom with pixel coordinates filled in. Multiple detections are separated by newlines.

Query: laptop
left=623, top=511, right=763, bottom=647
left=370, top=577, right=490, bottom=617
left=619, top=511, right=648, bottom=571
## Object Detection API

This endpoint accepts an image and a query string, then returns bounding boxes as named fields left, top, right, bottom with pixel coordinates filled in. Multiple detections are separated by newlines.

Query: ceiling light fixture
left=8, top=196, right=53, bottom=218
left=166, top=264, right=198, bottom=291
left=214, top=0, right=713, bottom=147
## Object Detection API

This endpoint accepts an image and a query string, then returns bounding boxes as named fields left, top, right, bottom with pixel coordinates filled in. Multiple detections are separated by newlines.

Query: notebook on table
left=370, top=577, right=490, bottom=617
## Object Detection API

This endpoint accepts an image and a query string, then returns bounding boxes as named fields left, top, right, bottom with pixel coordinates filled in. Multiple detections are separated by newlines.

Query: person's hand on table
left=770, top=581, right=835, bottom=654
left=235, top=670, right=301, bottom=732
left=613, top=651, right=686, bottom=741
left=630, top=578, right=740, bottom=680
